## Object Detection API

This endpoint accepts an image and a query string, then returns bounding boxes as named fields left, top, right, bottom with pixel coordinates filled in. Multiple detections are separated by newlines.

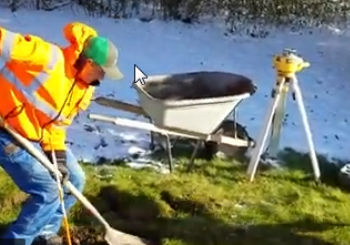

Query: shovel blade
left=105, top=227, right=151, bottom=245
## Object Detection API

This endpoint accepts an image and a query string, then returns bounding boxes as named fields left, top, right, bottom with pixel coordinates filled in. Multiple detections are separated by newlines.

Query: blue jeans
left=0, top=130, right=85, bottom=245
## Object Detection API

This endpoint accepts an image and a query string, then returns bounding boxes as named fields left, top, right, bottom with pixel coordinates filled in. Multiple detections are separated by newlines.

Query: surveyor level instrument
left=247, top=49, right=321, bottom=182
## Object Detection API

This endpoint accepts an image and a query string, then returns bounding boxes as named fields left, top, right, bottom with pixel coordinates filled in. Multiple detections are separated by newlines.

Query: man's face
left=76, top=58, right=105, bottom=85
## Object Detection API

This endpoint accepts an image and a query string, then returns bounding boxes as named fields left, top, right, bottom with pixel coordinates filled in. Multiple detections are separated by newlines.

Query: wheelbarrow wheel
left=204, top=120, right=253, bottom=160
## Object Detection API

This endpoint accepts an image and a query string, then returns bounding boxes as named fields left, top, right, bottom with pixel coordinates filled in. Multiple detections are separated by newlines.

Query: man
left=0, top=22, right=123, bottom=245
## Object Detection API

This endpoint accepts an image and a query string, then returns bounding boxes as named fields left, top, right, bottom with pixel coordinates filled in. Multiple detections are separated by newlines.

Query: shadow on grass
left=275, top=147, right=349, bottom=188
left=179, top=158, right=248, bottom=183
left=0, top=186, right=345, bottom=245
left=148, top=138, right=250, bottom=179
left=0, top=223, right=9, bottom=237
left=71, top=185, right=346, bottom=245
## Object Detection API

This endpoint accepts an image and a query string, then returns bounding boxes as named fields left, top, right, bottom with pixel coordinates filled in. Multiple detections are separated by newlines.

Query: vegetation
left=2, top=0, right=350, bottom=34
left=1, top=148, right=350, bottom=245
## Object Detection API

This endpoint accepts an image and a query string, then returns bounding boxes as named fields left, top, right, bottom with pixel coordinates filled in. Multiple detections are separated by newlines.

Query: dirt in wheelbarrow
left=145, top=72, right=256, bottom=100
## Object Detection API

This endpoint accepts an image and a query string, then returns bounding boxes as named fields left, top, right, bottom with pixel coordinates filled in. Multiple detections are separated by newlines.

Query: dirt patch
left=98, top=186, right=161, bottom=221
left=64, top=227, right=107, bottom=245
left=160, top=190, right=209, bottom=216
left=71, top=186, right=163, bottom=245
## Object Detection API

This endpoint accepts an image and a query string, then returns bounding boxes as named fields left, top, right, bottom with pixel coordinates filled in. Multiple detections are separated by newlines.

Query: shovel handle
left=0, top=120, right=111, bottom=230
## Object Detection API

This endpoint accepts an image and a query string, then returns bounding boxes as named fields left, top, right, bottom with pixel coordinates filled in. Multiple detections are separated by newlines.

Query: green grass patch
left=1, top=148, right=350, bottom=245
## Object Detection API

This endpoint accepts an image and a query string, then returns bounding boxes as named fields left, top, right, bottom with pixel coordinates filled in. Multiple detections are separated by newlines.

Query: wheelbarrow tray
left=133, top=71, right=256, bottom=135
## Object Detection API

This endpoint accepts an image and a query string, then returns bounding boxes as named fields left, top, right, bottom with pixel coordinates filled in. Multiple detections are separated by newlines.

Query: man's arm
left=0, top=26, right=52, bottom=63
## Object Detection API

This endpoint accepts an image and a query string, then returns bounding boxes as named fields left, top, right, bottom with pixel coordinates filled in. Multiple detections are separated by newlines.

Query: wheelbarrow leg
left=150, top=132, right=155, bottom=151
left=232, top=108, right=238, bottom=138
left=148, top=117, right=156, bottom=150
left=164, top=134, right=173, bottom=172
left=187, top=140, right=202, bottom=172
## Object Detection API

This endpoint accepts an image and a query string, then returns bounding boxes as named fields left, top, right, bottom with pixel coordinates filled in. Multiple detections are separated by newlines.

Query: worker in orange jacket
left=0, top=22, right=123, bottom=245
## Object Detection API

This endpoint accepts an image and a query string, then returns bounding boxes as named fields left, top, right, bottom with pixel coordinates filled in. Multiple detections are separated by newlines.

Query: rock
left=338, top=164, right=350, bottom=189
left=84, top=124, right=95, bottom=133
left=100, top=137, right=108, bottom=148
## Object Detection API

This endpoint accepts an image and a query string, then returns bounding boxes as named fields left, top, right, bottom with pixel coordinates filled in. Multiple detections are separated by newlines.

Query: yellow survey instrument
left=273, top=49, right=310, bottom=77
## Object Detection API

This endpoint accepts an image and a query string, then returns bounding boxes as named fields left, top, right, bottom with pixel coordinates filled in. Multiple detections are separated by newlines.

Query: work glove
left=44, top=150, right=69, bottom=184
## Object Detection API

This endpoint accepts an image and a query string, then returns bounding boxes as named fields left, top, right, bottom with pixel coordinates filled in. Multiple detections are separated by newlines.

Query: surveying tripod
left=247, top=49, right=321, bottom=182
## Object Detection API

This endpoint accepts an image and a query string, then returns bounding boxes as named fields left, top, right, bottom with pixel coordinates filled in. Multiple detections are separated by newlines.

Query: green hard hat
left=83, top=36, right=124, bottom=80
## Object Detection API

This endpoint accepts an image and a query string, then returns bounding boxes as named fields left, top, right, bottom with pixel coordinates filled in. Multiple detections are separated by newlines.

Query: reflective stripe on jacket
left=0, top=22, right=97, bottom=151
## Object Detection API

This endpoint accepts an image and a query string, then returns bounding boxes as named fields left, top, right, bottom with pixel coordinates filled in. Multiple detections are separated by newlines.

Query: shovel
left=0, top=118, right=150, bottom=245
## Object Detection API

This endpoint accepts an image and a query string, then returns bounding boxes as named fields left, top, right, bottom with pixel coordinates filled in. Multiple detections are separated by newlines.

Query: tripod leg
left=268, top=83, right=288, bottom=158
left=247, top=79, right=285, bottom=181
left=291, top=77, right=321, bottom=181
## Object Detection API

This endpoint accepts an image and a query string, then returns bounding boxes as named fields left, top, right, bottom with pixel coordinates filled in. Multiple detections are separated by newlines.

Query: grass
left=0, top=147, right=350, bottom=245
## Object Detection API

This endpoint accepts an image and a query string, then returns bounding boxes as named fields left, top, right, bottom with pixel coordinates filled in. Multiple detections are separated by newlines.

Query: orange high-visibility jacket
left=0, top=22, right=98, bottom=151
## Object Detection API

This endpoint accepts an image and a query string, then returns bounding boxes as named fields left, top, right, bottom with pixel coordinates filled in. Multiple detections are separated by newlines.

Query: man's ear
left=86, top=58, right=94, bottom=65
left=90, top=80, right=101, bottom=87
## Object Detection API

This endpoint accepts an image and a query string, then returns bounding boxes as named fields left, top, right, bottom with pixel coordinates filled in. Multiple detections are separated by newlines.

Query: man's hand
left=44, top=150, right=69, bottom=184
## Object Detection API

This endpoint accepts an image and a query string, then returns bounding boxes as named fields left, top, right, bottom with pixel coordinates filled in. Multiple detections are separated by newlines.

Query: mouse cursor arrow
left=133, top=64, right=148, bottom=86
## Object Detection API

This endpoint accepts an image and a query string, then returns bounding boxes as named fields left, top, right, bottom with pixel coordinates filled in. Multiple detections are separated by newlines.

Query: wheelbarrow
left=90, top=71, right=257, bottom=171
